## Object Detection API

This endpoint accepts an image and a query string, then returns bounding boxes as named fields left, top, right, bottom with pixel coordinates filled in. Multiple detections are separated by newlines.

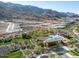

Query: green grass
left=7, top=51, right=24, bottom=58
left=0, top=42, right=11, bottom=46
left=76, top=26, right=79, bottom=32
left=0, top=56, right=8, bottom=58
left=64, top=26, right=71, bottom=30
left=0, top=38, right=29, bottom=46
left=0, top=28, right=58, bottom=46
left=64, top=25, right=74, bottom=31
left=70, top=50, right=79, bottom=56
left=11, top=38, right=27, bottom=43
left=49, top=54, right=56, bottom=58
left=67, top=33, right=77, bottom=44
left=69, top=38, right=76, bottom=44
left=0, top=51, right=24, bottom=58
left=50, top=47, right=63, bottom=51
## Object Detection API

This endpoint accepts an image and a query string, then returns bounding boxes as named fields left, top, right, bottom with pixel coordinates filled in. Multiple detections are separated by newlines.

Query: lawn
left=0, top=38, right=29, bottom=46
left=0, top=56, right=8, bottom=58
left=70, top=50, right=79, bottom=56
left=7, top=50, right=24, bottom=58
left=67, top=34, right=77, bottom=44
left=0, top=51, right=24, bottom=58
left=11, top=38, right=28, bottom=43
left=0, top=42, right=11, bottom=46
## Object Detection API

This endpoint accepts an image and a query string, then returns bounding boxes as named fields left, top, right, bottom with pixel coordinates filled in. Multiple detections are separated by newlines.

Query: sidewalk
left=61, top=46, right=73, bottom=57
left=62, top=46, right=70, bottom=51
left=64, top=53, right=73, bottom=58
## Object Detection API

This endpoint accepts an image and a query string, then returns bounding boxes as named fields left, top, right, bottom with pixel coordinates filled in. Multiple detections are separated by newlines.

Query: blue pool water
left=48, top=35, right=64, bottom=41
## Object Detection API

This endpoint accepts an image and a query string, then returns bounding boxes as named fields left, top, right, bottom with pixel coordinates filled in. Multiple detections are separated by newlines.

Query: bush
left=27, top=44, right=35, bottom=49
left=35, top=46, right=44, bottom=55
left=22, top=33, right=31, bottom=39
left=70, top=50, right=79, bottom=56
left=4, top=39, right=12, bottom=43
left=76, top=26, right=79, bottom=32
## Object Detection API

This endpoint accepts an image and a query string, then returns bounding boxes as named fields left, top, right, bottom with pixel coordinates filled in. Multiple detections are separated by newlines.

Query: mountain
left=0, top=1, right=79, bottom=21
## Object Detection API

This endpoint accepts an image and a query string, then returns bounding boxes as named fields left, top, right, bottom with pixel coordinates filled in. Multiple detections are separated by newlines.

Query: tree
left=22, top=33, right=31, bottom=39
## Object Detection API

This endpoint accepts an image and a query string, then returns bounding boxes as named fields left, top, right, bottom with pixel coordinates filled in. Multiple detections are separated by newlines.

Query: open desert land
left=0, top=21, right=9, bottom=33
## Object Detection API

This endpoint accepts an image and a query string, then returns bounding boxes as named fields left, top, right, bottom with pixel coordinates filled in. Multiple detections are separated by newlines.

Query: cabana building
left=44, top=35, right=68, bottom=47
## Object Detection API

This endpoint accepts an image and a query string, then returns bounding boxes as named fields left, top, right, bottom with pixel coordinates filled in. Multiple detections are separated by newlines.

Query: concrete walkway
left=63, top=53, right=73, bottom=58
left=37, top=54, right=49, bottom=58
left=62, top=46, right=70, bottom=51
left=62, top=46, right=73, bottom=58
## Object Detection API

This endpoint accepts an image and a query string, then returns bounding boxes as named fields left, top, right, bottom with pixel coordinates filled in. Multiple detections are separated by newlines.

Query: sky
left=0, top=0, right=79, bottom=14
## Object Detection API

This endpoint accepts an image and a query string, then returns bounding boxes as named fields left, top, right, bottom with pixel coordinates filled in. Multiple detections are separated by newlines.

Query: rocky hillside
left=0, top=1, right=79, bottom=21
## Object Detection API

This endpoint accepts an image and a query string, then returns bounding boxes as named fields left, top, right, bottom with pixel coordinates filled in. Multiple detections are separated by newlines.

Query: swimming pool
left=48, top=35, right=64, bottom=41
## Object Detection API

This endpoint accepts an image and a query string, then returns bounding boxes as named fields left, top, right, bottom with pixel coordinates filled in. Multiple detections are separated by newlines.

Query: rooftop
left=47, top=35, right=65, bottom=41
